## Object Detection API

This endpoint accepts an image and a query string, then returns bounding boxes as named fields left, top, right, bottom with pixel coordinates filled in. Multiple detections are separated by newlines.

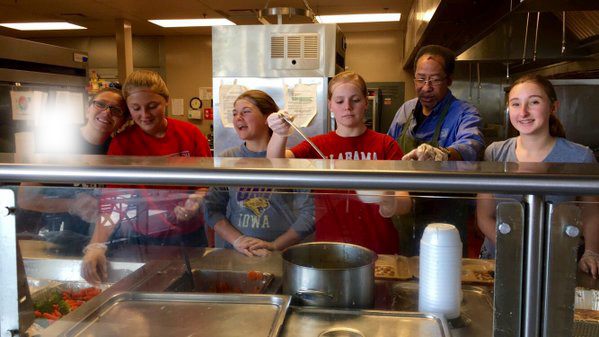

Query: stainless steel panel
left=550, top=80, right=599, bottom=152
left=494, top=201, right=525, bottom=337
left=543, top=203, right=583, bottom=337
left=0, top=154, right=598, bottom=195
left=404, top=0, right=442, bottom=67
left=212, top=24, right=338, bottom=78
left=0, top=35, right=87, bottom=70
left=523, top=195, right=545, bottom=337
left=0, top=68, right=87, bottom=87
left=451, top=79, right=505, bottom=125
left=212, top=77, right=328, bottom=154
left=44, top=292, right=290, bottom=337
left=281, top=306, right=451, bottom=337
left=0, top=189, right=19, bottom=337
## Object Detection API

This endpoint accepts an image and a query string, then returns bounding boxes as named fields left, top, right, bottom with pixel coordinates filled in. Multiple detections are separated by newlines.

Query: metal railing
left=0, top=153, right=598, bottom=337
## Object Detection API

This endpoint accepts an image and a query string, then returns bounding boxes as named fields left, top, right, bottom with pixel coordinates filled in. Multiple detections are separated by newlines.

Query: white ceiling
left=0, top=0, right=413, bottom=38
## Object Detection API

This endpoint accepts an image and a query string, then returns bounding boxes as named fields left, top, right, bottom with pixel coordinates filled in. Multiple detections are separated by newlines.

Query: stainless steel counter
left=23, top=244, right=493, bottom=337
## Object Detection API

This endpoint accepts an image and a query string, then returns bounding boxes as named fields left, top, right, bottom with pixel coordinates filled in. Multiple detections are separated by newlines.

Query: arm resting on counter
left=249, top=228, right=303, bottom=252
left=476, top=193, right=497, bottom=245
left=214, top=219, right=258, bottom=257
left=18, top=182, right=99, bottom=223
left=18, top=182, right=73, bottom=213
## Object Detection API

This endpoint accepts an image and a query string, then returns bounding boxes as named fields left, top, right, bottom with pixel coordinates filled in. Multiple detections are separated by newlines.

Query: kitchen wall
left=344, top=30, right=415, bottom=100
left=33, top=28, right=412, bottom=137
left=162, top=36, right=213, bottom=136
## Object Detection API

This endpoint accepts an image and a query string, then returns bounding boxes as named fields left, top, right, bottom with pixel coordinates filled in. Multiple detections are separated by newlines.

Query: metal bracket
left=494, top=201, right=525, bottom=337
left=543, top=203, right=581, bottom=337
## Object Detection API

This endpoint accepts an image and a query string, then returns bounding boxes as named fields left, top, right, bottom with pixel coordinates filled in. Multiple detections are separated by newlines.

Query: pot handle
left=294, top=289, right=334, bottom=304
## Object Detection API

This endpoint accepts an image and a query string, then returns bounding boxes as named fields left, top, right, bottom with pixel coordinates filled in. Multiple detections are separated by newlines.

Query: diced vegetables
left=33, top=287, right=101, bottom=324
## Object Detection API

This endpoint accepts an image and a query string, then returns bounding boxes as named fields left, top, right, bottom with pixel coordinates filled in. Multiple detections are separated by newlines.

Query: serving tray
left=280, top=306, right=451, bottom=337
left=166, top=269, right=274, bottom=294
left=375, top=255, right=412, bottom=280
left=52, top=292, right=290, bottom=337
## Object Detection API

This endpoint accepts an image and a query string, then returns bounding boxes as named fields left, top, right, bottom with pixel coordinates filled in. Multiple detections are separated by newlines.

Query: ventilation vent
left=287, top=36, right=302, bottom=58
left=271, top=36, right=285, bottom=58
left=303, top=35, right=318, bottom=59
left=269, top=33, right=320, bottom=70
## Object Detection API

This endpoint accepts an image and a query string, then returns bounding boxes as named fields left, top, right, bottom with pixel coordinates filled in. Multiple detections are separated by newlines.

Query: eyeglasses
left=92, top=100, right=124, bottom=117
left=413, top=77, right=446, bottom=87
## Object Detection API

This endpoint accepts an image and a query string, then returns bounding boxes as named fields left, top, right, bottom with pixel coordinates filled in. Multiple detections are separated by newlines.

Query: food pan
left=574, top=287, right=599, bottom=337
left=55, top=292, right=290, bottom=337
left=166, top=269, right=274, bottom=293
left=375, top=254, right=412, bottom=280
left=281, top=306, right=451, bottom=337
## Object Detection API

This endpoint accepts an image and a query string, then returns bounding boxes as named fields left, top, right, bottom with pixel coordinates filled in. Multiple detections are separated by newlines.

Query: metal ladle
left=279, top=112, right=327, bottom=159
left=179, top=240, right=197, bottom=291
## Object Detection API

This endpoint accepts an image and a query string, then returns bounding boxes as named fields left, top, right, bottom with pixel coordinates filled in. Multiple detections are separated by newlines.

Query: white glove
left=81, top=243, right=108, bottom=285
left=355, top=190, right=397, bottom=218
left=377, top=192, right=398, bottom=218
left=402, top=143, right=449, bottom=161
left=69, top=193, right=100, bottom=223
left=355, top=190, right=385, bottom=204
left=267, top=111, right=294, bottom=137
left=174, top=191, right=205, bottom=222
left=579, top=249, right=599, bottom=279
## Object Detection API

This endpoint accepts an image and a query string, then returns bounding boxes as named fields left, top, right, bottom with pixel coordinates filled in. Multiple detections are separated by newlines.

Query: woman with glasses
left=17, top=87, right=130, bottom=253
left=34, top=87, right=129, bottom=154
left=81, top=70, right=212, bottom=284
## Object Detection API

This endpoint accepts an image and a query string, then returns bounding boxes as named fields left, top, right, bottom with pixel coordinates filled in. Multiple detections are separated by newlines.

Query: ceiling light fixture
left=0, top=22, right=86, bottom=31
left=315, top=13, right=401, bottom=24
left=148, top=19, right=235, bottom=27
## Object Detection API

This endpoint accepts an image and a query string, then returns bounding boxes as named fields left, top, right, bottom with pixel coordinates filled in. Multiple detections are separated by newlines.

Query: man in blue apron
left=387, top=45, right=485, bottom=255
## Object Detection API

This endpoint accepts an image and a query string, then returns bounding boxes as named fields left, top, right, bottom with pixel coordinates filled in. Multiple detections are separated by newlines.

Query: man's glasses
left=92, top=100, right=125, bottom=117
left=414, top=77, right=446, bottom=87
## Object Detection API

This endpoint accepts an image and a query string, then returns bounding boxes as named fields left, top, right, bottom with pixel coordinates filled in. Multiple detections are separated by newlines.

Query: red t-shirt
left=108, top=118, right=211, bottom=157
left=291, top=129, right=403, bottom=254
left=105, top=118, right=211, bottom=237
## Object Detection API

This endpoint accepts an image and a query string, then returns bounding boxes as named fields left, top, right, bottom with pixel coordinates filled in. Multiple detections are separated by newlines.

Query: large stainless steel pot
left=282, top=242, right=376, bottom=308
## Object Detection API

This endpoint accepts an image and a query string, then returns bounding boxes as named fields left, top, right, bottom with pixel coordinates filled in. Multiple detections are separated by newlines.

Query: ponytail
left=549, top=114, right=566, bottom=138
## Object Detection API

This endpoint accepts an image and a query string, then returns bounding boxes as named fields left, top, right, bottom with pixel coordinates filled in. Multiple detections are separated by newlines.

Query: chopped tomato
left=42, top=312, right=60, bottom=320
left=247, top=271, right=263, bottom=281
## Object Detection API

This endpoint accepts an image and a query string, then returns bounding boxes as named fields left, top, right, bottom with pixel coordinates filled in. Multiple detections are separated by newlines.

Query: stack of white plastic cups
left=418, top=223, right=462, bottom=319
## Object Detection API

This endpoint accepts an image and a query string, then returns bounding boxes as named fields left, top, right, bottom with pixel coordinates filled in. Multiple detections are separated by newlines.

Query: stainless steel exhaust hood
left=456, top=12, right=590, bottom=63
left=403, top=1, right=599, bottom=76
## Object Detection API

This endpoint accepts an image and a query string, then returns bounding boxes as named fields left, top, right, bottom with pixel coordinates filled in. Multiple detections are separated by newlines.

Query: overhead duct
left=457, top=12, right=589, bottom=63
left=403, top=1, right=599, bottom=74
